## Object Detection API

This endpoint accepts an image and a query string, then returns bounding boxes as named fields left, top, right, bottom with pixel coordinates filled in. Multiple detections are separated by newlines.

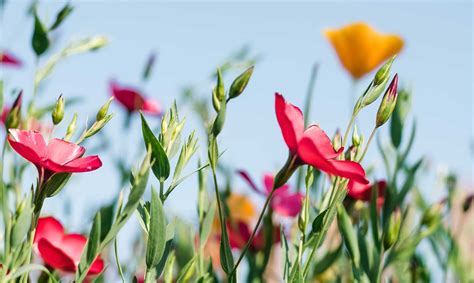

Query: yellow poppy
left=324, top=22, right=404, bottom=79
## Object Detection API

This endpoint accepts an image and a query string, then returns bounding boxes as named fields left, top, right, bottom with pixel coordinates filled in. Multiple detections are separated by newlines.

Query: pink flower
left=0, top=51, right=22, bottom=67
left=1, top=107, right=9, bottom=125
left=109, top=80, right=161, bottom=115
left=7, top=129, right=102, bottom=178
left=347, top=180, right=387, bottom=206
left=227, top=220, right=280, bottom=252
left=237, top=170, right=303, bottom=217
left=34, top=217, right=104, bottom=274
left=275, top=93, right=368, bottom=184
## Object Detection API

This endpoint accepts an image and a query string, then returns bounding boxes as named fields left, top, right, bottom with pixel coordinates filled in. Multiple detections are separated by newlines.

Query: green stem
left=231, top=188, right=276, bottom=276
left=342, top=114, right=356, bottom=148
left=359, top=127, right=377, bottom=162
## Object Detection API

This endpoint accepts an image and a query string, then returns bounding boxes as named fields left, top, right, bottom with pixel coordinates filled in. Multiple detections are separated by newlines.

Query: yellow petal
left=324, top=22, right=404, bottom=79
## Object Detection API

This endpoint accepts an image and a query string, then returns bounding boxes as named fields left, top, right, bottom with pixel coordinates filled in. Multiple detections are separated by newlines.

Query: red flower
left=109, top=80, right=161, bottom=115
left=227, top=221, right=280, bottom=252
left=34, top=217, right=104, bottom=274
left=237, top=170, right=303, bottom=217
left=0, top=51, right=22, bottom=67
left=348, top=180, right=387, bottom=206
left=275, top=93, right=368, bottom=184
left=1, top=107, right=9, bottom=125
left=7, top=129, right=102, bottom=178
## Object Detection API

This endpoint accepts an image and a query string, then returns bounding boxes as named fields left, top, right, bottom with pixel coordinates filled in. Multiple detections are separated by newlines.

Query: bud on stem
left=376, top=74, right=398, bottom=128
left=52, top=95, right=64, bottom=125
left=228, top=66, right=254, bottom=100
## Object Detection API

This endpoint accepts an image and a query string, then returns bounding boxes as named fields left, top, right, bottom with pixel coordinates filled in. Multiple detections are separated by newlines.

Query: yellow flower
left=212, top=193, right=256, bottom=232
left=324, top=22, right=404, bottom=79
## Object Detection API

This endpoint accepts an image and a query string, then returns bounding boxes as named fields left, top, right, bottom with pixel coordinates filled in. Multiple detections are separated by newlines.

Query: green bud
left=376, top=74, right=398, bottom=128
left=52, top=95, right=64, bottom=125
left=6, top=91, right=23, bottom=129
left=65, top=113, right=77, bottom=141
left=229, top=66, right=254, bottom=100
left=374, top=56, right=395, bottom=86
left=216, top=68, right=225, bottom=101
left=97, top=97, right=113, bottom=121
left=384, top=210, right=401, bottom=249
left=352, top=125, right=361, bottom=146
left=212, top=86, right=220, bottom=112
left=421, top=204, right=442, bottom=227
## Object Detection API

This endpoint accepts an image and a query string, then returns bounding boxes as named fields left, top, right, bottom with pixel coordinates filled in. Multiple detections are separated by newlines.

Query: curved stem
left=231, top=188, right=275, bottom=276
left=359, top=127, right=377, bottom=162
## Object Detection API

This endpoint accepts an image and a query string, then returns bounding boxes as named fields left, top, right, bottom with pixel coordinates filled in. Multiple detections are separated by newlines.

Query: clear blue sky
left=1, top=0, right=472, bottom=269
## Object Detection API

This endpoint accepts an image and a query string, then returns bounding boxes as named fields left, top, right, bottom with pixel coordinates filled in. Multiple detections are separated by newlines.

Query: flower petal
left=37, top=239, right=77, bottom=273
left=60, top=234, right=87, bottom=265
left=263, top=173, right=289, bottom=193
left=272, top=192, right=303, bottom=217
left=275, top=93, right=304, bottom=153
left=327, top=159, right=369, bottom=184
left=8, top=129, right=46, bottom=165
left=46, top=138, right=85, bottom=165
left=34, top=217, right=65, bottom=248
left=0, top=51, right=22, bottom=67
left=110, top=80, right=145, bottom=112
left=44, top=156, right=102, bottom=173
left=89, top=257, right=105, bottom=275
left=301, top=125, right=343, bottom=159
left=237, top=170, right=263, bottom=195
left=142, top=99, right=162, bottom=116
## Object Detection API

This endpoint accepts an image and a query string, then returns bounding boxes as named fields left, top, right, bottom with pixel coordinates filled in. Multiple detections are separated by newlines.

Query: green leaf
left=49, top=3, right=73, bottom=31
left=146, top=188, right=167, bottom=268
left=211, top=98, right=226, bottom=137
left=311, top=209, right=328, bottom=234
left=44, top=173, right=72, bottom=197
left=11, top=193, right=33, bottom=248
left=219, top=220, right=234, bottom=274
left=313, top=244, right=342, bottom=275
left=32, top=11, right=50, bottom=56
left=176, top=257, right=196, bottom=283
left=337, top=205, right=360, bottom=267
left=4, top=264, right=55, bottom=282
left=163, top=251, right=176, bottom=283
left=86, top=212, right=101, bottom=264
left=141, top=114, right=170, bottom=182
left=199, top=201, right=215, bottom=246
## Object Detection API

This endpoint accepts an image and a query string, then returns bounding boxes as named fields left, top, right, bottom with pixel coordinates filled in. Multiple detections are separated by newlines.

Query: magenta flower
left=109, top=80, right=161, bottom=115
left=238, top=170, right=303, bottom=217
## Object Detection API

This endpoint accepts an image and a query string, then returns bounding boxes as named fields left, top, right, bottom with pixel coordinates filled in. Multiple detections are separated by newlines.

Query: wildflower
left=237, top=170, right=303, bottom=217
left=34, top=217, right=104, bottom=274
left=0, top=51, right=22, bottom=67
left=347, top=180, right=387, bottom=206
left=109, top=80, right=161, bottom=115
left=324, top=22, right=403, bottom=79
left=274, top=93, right=368, bottom=187
left=7, top=129, right=102, bottom=179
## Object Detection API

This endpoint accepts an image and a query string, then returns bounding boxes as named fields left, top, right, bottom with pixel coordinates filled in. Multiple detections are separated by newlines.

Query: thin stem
left=342, top=114, right=356, bottom=148
left=360, top=127, right=377, bottom=162
left=231, top=188, right=276, bottom=276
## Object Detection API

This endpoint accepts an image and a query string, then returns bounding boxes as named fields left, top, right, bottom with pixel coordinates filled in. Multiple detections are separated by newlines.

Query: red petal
left=8, top=129, right=46, bottom=165
left=110, top=80, right=145, bottom=112
left=264, top=173, right=289, bottom=193
left=272, top=192, right=303, bottom=217
left=88, top=257, right=105, bottom=274
left=60, top=234, right=87, bottom=264
left=237, top=170, right=263, bottom=195
left=327, top=159, right=369, bottom=184
left=142, top=99, right=162, bottom=116
left=37, top=239, right=77, bottom=273
left=301, top=125, right=343, bottom=159
left=0, top=51, right=22, bottom=67
left=44, top=156, right=102, bottom=173
left=34, top=217, right=64, bottom=247
left=46, top=138, right=85, bottom=165
left=275, top=93, right=304, bottom=153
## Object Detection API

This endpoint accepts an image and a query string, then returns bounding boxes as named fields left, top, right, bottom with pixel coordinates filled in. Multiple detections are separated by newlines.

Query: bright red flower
left=275, top=93, right=368, bottom=184
left=348, top=180, right=387, bottom=206
left=227, top=221, right=280, bottom=252
left=7, top=129, right=102, bottom=177
left=237, top=170, right=303, bottom=217
left=0, top=51, right=22, bottom=67
left=34, top=217, right=104, bottom=274
left=109, top=80, right=161, bottom=115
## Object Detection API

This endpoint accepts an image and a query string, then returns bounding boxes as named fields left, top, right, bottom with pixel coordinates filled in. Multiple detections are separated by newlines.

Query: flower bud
left=65, top=113, right=77, bottom=141
left=384, top=209, right=401, bottom=249
left=212, top=86, right=220, bottom=112
left=421, top=203, right=442, bottom=227
left=96, top=97, right=113, bottom=121
left=5, top=91, right=23, bottom=129
left=352, top=125, right=361, bottom=147
left=376, top=74, right=398, bottom=128
left=52, top=95, right=64, bottom=125
left=332, top=129, right=342, bottom=151
left=216, top=68, right=225, bottom=101
left=229, top=66, right=254, bottom=100
left=374, top=56, right=395, bottom=86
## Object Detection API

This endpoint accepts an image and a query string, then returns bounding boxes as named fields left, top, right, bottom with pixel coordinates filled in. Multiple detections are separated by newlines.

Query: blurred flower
left=109, top=80, right=162, bottom=115
left=34, top=217, right=104, bottom=274
left=347, top=180, right=386, bottom=206
left=0, top=50, right=22, bottom=67
left=226, top=193, right=256, bottom=224
left=7, top=129, right=102, bottom=179
left=1, top=107, right=9, bottom=125
left=227, top=220, right=281, bottom=252
left=324, top=22, right=403, bottom=79
left=237, top=170, right=303, bottom=217
left=274, top=93, right=368, bottom=186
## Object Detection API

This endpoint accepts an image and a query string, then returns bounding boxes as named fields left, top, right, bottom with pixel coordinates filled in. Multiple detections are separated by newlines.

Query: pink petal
left=60, top=234, right=87, bottom=264
left=327, top=159, right=369, bottom=184
left=34, top=217, right=64, bottom=247
left=301, top=125, right=343, bottom=159
left=46, top=138, right=85, bottom=165
left=275, top=93, right=304, bottom=153
left=272, top=192, right=303, bottom=217
left=237, top=170, right=263, bottom=195
left=8, top=129, right=47, bottom=165
left=89, top=257, right=105, bottom=274
left=44, top=156, right=102, bottom=173
left=264, top=173, right=289, bottom=193
left=142, top=99, right=162, bottom=116
left=110, top=80, right=145, bottom=112
left=37, top=239, right=77, bottom=273
left=0, top=51, right=22, bottom=67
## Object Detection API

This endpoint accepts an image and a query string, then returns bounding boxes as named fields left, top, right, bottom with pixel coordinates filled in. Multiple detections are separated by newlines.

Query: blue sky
left=1, top=0, right=472, bottom=268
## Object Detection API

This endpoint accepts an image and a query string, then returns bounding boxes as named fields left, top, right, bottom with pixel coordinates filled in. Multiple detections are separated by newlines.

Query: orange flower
left=324, top=22, right=404, bottom=79
left=212, top=193, right=256, bottom=232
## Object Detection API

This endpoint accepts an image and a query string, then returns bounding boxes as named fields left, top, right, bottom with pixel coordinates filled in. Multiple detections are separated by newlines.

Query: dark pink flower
left=275, top=93, right=368, bottom=184
left=7, top=129, right=102, bottom=177
left=227, top=220, right=280, bottom=252
left=109, top=80, right=161, bottom=115
left=34, top=217, right=104, bottom=274
left=237, top=170, right=303, bottom=217
left=0, top=51, right=22, bottom=67
left=347, top=180, right=387, bottom=206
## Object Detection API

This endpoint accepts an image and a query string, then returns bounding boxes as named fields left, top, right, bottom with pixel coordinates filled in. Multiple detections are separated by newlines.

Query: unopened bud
left=212, top=86, right=220, bottom=112
left=64, top=113, right=77, bottom=141
left=421, top=203, right=442, bottom=227
left=97, top=97, right=113, bottom=121
left=216, top=68, right=225, bottom=101
left=332, top=129, right=342, bottom=151
left=229, top=66, right=254, bottom=100
left=6, top=91, right=23, bottom=129
left=384, top=209, right=401, bottom=249
left=52, top=95, right=64, bottom=125
left=352, top=125, right=361, bottom=146
left=376, top=74, right=398, bottom=128
left=374, top=56, right=395, bottom=86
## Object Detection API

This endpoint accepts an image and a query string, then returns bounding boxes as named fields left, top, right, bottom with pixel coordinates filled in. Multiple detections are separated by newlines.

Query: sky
left=1, top=0, right=473, bottom=275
